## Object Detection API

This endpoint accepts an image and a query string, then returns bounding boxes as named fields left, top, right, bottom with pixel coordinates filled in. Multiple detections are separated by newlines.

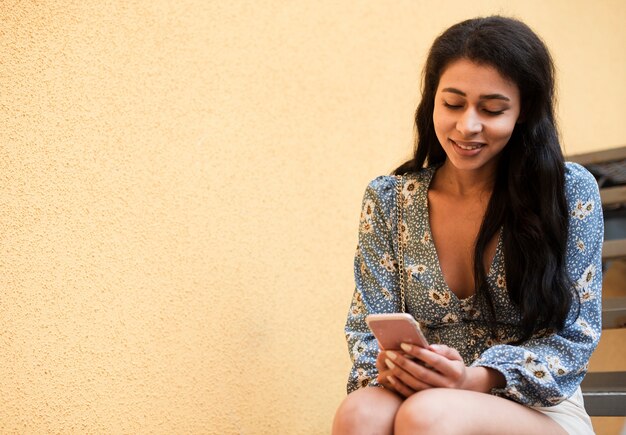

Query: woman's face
left=433, top=58, right=521, bottom=174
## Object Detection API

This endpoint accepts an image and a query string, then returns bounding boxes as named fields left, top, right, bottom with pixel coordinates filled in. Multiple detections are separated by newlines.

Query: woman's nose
left=456, top=109, right=483, bottom=135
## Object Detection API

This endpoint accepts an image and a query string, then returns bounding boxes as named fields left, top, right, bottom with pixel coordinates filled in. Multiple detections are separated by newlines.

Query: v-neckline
left=422, top=166, right=502, bottom=303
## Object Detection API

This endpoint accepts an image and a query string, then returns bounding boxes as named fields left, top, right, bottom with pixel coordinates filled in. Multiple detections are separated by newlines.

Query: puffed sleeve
left=471, top=163, right=604, bottom=406
left=345, top=176, right=402, bottom=393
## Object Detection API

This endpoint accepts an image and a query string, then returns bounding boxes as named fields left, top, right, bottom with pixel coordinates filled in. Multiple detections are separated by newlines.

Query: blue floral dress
left=345, top=162, right=603, bottom=407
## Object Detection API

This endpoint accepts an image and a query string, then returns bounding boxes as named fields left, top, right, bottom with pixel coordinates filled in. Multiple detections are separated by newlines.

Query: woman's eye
left=443, top=101, right=506, bottom=115
left=483, top=109, right=505, bottom=115
left=443, top=102, right=462, bottom=109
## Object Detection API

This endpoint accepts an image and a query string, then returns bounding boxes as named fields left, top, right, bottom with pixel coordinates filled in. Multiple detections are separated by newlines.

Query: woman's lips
left=449, top=139, right=485, bottom=155
left=451, top=139, right=485, bottom=150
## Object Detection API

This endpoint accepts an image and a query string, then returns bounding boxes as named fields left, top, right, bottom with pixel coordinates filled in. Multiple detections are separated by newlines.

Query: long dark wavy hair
left=394, top=16, right=574, bottom=342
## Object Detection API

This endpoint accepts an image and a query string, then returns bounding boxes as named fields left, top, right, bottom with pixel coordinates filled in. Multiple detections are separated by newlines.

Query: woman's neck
left=433, top=160, right=496, bottom=198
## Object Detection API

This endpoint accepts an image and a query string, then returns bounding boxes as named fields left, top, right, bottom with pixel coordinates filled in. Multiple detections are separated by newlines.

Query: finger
left=377, top=350, right=414, bottom=372
left=399, top=342, right=459, bottom=362
left=376, top=368, right=412, bottom=397
left=384, top=352, right=443, bottom=390
left=389, top=365, right=436, bottom=391
left=376, top=351, right=390, bottom=372
left=384, top=374, right=416, bottom=398
left=397, top=343, right=438, bottom=365
left=401, top=343, right=457, bottom=372
left=376, top=372, right=395, bottom=390
left=377, top=366, right=393, bottom=382
left=429, top=344, right=463, bottom=361
left=404, top=346, right=465, bottom=382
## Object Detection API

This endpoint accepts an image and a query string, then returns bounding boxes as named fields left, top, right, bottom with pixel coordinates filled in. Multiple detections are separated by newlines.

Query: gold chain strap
left=394, top=175, right=406, bottom=313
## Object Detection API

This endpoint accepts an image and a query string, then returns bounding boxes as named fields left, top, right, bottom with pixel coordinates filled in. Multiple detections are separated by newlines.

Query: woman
left=333, top=16, right=603, bottom=435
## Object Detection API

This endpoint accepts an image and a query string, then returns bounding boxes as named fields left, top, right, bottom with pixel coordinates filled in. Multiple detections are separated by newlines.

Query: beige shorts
left=531, top=387, right=594, bottom=435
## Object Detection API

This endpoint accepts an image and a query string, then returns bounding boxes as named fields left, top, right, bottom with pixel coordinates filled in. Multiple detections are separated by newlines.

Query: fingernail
left=430, top=344, right=443, bottom=351
left=386, top=375, right=396, bottom=385
left=386, top=351, right=397, bottom=360
left=385, top=358, right=396, bottom=369
left=400, top=343, right=412, bottom=352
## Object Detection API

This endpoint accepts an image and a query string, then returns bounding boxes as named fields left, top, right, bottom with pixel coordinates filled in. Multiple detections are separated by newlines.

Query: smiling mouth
left=451, top=139, right=485, bottom=150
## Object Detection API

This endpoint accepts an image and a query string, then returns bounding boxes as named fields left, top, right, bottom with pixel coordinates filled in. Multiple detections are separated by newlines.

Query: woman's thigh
left=332, top=387, right=403, bottom=435
left=394, top=388, right=567, bottom=435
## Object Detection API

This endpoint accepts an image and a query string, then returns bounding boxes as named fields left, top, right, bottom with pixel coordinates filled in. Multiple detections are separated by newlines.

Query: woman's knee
left=332, top=387, right=402, bottom=435
left=394, top=389, right=452, bottom=435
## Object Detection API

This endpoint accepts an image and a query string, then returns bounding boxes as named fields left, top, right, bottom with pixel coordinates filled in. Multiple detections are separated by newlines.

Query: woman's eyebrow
left=441, top=87, right=511, bottom=101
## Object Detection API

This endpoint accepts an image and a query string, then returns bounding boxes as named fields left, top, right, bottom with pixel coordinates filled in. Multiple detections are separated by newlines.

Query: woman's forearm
left=464, top=366, right=506, bottom=393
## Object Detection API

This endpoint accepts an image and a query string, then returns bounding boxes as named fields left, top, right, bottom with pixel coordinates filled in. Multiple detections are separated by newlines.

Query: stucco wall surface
left=1, top=1, right=625, bottom=434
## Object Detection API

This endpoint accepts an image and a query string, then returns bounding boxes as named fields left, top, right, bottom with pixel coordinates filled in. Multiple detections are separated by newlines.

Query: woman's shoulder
left=563, top=161, right=600, bottom=200
left=365, top=167, right=433, bottom=192
left=366, top=175, right=397, bottom=192
left=564, top=161, right=595, bottom=182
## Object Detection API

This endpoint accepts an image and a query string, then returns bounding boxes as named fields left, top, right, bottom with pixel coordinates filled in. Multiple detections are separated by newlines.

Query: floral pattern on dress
left=380, top=287, right=393, bottom=301
left=571, top=199, right=595, bottom=220
left=402, top=179, right=420, bottom=207
left=546, top=355, right=569, bottom=376
left=406, top=264, right=427, bottom=280
left=460, top=297, right=481, bottom=319
left=379, top=253, right=397, bottom=272
left=442, top=313, right=459, bottom=323
left=356, top=367, right=371, bottom=388
left=344, top=162, right=603, bottom=408
left=428, top=288, right=451, bottom=307
left=496, top=274, right=507, bottom=289
left=399, top=221, right=410, bottom=245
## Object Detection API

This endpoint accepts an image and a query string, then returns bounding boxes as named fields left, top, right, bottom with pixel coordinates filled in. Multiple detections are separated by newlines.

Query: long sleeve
left=472, top=163, right=604, bottom=406
left=345, top=176, right=402, bottom=393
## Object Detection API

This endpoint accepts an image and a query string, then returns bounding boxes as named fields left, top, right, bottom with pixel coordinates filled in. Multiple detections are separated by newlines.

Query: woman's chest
left=426, top=193, right=497, bottom=298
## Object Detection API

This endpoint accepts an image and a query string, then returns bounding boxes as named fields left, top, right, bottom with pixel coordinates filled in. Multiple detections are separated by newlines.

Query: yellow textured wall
left=1, top=1, right=624, bottom=433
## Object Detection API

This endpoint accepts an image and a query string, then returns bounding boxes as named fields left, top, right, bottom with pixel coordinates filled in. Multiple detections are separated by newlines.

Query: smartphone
left=365, top=313, right=429, bottom=350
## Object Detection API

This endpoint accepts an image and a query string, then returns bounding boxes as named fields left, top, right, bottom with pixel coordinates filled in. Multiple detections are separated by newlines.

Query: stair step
left=600, top=185, right=626, bottom=207
left=568, top=146, right=626, bottom=166
left=581, top=372, right=626, bottom=416
left=603, top=239, right=626, bottom=260
left=602, top=297, right=626, bottom=329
